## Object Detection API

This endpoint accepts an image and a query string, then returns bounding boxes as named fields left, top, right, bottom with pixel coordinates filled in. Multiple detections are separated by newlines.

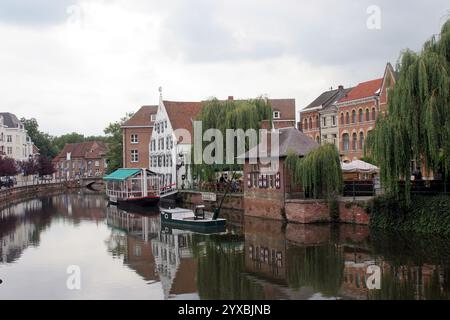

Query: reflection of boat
left=104, top=169, right=160, bottom=207
left=160, top=206, right=226, bottom=233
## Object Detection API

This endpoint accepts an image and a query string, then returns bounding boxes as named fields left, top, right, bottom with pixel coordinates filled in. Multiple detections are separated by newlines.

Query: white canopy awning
left=341, top=160, right=379, bottom=174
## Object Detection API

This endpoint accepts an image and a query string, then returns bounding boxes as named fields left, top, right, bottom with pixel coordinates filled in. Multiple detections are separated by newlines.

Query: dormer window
left=151, top=114, right=156, bottom=122
left=273, top=111, right=281, bottom=119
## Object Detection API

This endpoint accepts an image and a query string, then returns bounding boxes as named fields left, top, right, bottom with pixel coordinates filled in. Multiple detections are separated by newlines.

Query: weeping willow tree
left=192, top=97, right=273, bottom=181
left=366, top=19, right=450, bottom=201
left=286, top=144, right=343, bottom=200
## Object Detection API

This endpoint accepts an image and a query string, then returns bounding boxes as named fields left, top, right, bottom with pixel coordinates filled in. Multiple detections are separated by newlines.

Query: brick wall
left=123, top=127, right=152, bottom=169
left=285, top=199, right=370, bottom=225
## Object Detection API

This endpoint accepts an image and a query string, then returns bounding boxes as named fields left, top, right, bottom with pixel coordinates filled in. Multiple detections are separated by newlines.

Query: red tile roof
left=122, top=105, right=158, bottom=127
left=338, top=78, right=383, bottom=103
left=54, top=141, right=108, bottom=160
left=270, top=99, right=296, bottom=120
left=163, top=101, right=203, bottom=141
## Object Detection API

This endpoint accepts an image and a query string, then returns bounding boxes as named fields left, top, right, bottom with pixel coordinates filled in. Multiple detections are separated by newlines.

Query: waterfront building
left=0, top=112, right=36, bottom=161
left=337, top=64, right=397, bottom=162
left=53, top=141, right=108, bottom=179
left=241, top=125, right=318, bottom=220
left=149, top=93, right=203, bottom=192
left=299, top=85, right=351, bottom=147
left=122, top=105, right=158, bottom=169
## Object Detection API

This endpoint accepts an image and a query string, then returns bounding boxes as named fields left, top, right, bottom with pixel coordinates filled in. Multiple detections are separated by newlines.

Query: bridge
left=79, top=177, right=104, bottom=191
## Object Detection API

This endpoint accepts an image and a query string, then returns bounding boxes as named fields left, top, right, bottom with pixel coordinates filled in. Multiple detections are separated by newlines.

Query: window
left=322, top=117, right=327, bottom=127
left=161, top=138, right=164, bottom=150
left=95, top=161, right=100, bottom=167
left=7, top=135, right=12, bottom=143
left=131, top=134, right=138, bottom=144
left=316, top=116, right=320, bottom=128
left=346, top=112, right=350, bottom=125
left=352, top=133, right=357, bottom=151
left=352, top=110, right=356, bottom=124
left=332, top=115, right=336, bottom=126
left=366, top=109, right=370, bottom=121
left=7, top=147, right=12, bottom=155
left=332, top=134, right=337, bottom=145
left=165, top=120, right=167, bottom=128
left=303, top=119, right=308, bottom=131
left=359, top=109, right=363, bottom=122
left=359, top=132, right=365, bottom=150
left=273, top=111, right=281, bottom=119
left=309, top=118, right=312, bottom=129
left=131, top=150, right=139, bottom=163
left=343, top=134, right=350, bottom=151
left=340, top=113, right=344, bottom=125
left=161, top=121, right=164, bottom=133
left=372, top=108, right=376, bottom=121
left=151, top=114, right=156, bottom=121
left=166, top=136, right=170, bottom=150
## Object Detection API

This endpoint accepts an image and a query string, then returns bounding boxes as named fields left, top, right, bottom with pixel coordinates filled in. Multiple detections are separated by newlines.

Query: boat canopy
left=103, top=169, right=158, bottom=181
left=341, top=160, right=379, bottom=174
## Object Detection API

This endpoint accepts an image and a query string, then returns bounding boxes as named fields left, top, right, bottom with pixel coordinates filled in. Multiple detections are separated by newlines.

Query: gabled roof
left=338, top=78, right=383, bottom=103
left=301, top=87, right=352, bottom=112
left=241, top=127, right=319, bottom=159
left=269, top=99, right=296, bottom=120
left=163, top=100, right=203, bottom=139
left=0, top=112, right=21, bottom=128
left=122, top=105, right=158, bottom=127
left=54, top=141, right=108, bottom=160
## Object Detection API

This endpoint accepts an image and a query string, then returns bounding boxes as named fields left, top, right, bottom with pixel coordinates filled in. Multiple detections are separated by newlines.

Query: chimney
left=228, top=96, right=234, bottom=101
left=338, top=85, right=344, bottom=90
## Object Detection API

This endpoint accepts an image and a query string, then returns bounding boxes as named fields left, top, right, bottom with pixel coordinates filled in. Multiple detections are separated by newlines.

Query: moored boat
left=160, top=206, right=226, bottom=232
left=104, top=168, right=160, bottom=207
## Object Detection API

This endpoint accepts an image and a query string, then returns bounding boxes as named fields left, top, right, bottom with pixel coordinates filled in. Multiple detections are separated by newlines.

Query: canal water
left=0, top=192, right=449, bottom=300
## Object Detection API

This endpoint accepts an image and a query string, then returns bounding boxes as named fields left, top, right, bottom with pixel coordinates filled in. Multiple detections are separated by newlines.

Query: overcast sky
left=0, top=0, right=448, bottom=136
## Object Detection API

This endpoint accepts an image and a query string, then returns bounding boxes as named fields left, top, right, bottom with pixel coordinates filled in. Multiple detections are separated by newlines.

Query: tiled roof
left=269, top=99, right=296, bottom=120
left=302, top=87, right=352, bottom=112
left=122, top=105, right=158, bottom=127
left=242, top=127, right=319, bottom=159
left=338, top=78, right=383, bottom=103
left=163, top=101, right=203, bottom=141
left=55, top=141, right=108, bottom=160
left=0, top=112, right=21, bottom=128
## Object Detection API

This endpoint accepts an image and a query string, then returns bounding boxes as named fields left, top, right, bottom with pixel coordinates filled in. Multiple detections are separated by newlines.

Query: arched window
left=366, top=109, right=370, bottom=121
left=352, top=133, right=357, bottom=150
left=346, top=112, right=350, bottom=124
left=352, top=110, right=356, bottom=123
left=340, top=113, right=344, bottom=125
left=359, top=109, right=363, bottom=122
left=343, top=133, right=350, bottom=151
left=316, top=136, right=320, bottom=144
left=316, top=116, right=320, bottom=128
left=303, top=119, right=308, bottom=130
left=372, top=108, right=376, bottom=121
left=359, top=132, right=364, bottom=150
left=309, top=118, right=312, bottom=129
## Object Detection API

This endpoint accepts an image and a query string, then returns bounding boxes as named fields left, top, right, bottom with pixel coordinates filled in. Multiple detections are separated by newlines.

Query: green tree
left=21, top=118, right=58, bottom=159
left=192, top=97, right=273, bottom=181
left=104, top=113, right=134, bottom=174
left=286, top=144, right=343, bottom=200
left=366, top=19, right=450, bottom=201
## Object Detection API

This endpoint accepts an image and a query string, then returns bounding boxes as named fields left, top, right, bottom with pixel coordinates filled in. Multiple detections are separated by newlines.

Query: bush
left=369, top=195, right=450, bottom=235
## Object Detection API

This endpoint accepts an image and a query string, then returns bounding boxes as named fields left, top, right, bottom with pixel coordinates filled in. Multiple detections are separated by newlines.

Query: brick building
left=122, top=105, right=158, bottom=169
left=242, top=127, right=318, bottom=220
left=336, top=64, right=397, bottom=162
left=53, top=141, right=108, bottom=179
left=270, top=99, right=297, bottom=129
left=299, top=85, right=351, bottom=146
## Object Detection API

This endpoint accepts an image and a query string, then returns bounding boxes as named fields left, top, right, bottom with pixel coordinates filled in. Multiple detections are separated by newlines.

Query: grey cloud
left=0, top=0, right=76, bottom=26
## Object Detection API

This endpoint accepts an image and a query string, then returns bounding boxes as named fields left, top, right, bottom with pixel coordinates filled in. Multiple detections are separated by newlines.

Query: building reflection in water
left=0, top=193, right=449, bottom=300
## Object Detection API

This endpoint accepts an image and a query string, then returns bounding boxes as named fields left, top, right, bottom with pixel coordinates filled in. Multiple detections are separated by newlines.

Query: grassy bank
left=368, top=195, right=450, bottom=236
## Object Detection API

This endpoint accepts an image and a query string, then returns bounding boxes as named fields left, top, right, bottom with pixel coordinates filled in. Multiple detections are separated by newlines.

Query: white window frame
left=131, top=150, right=139, bottom=163
left=273, top=111, right=281, bottom=119
left=131, top=134, right=139, bottom=144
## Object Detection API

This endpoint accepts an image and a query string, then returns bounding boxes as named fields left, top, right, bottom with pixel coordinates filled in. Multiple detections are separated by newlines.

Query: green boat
left=160, top=206, right=226, bottom=232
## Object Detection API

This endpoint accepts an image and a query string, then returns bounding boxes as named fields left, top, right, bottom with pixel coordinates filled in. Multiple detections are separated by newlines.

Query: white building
left=0, top=113, right=35, bottom=161
left=149, top=93, right=203, bottom=192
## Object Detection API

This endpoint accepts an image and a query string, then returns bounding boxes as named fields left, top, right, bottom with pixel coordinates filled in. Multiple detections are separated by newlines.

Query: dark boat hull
left=110, top=196, right=160, bottom=207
